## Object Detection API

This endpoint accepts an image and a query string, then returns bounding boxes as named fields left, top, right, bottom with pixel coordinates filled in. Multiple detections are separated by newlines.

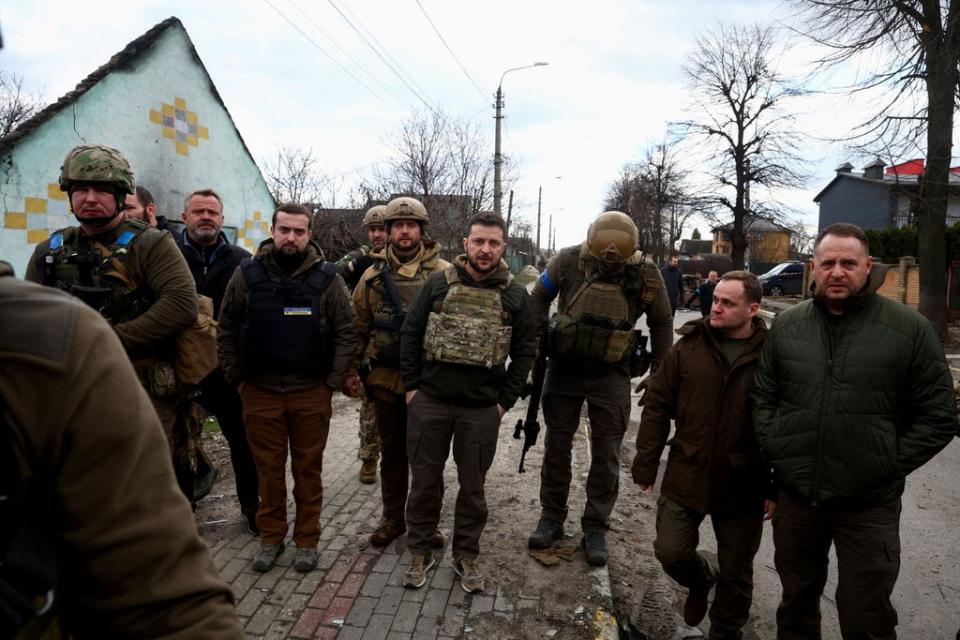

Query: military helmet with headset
left=587, top=211, right=638, bottom=264
left=59, top=144, right=136, bottom=227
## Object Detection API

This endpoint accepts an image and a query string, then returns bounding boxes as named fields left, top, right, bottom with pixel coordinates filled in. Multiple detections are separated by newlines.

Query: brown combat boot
left=370, top=518, right=406, bottom=547
left=359, top=460, right=377, bottom=484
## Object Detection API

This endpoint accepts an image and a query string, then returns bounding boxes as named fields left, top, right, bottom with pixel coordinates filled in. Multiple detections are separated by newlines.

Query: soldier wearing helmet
left=25, top=144, right=199, bottom=502
left=334, top=203, right=388, bottom=484
left=343, top=196, right=450, bottom=550
left=526, top=211, right=673, bottom=567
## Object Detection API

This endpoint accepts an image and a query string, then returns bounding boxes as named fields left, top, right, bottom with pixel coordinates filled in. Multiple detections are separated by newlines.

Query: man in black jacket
left=176, top=188, right=259, bottom=533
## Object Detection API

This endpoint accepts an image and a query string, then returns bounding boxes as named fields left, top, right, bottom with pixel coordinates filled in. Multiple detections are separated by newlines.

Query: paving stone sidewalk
left=199, top=395, right=620, bottom=640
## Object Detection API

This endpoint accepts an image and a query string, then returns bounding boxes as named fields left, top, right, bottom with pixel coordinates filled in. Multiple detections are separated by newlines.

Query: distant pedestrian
left=633, top=270, right=773, bottom=634
left=399, top=212, right=535, bottom=593
left=218, top=203, right=357, bottom=573
left=660, top=255, right=683, bottom=316
left=686, top=270, right=718, bottom=317
left=753, top=222, right=956, bottom=639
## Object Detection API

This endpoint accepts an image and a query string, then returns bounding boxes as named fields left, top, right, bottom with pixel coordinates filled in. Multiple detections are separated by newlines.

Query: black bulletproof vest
left=239, top=258, right=336, bottom=377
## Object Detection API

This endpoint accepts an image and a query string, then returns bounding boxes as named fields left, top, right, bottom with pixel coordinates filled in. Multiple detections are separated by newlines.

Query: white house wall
left=0, top=22, right=274, bottom=275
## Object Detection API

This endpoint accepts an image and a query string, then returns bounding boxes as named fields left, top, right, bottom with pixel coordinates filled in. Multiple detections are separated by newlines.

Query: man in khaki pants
left=218, top=203, right=356, bottom=573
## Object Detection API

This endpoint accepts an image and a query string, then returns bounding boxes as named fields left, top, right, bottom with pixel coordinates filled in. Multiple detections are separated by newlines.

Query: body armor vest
left=239, top=258, right=336, bottom=376
left=368, top=259, right=436, bottom=368
left=38, top=221, right=152, bottom=324
left=550, top=271, right=638, bottom=365
left=423, top=266, right=512, bottom=369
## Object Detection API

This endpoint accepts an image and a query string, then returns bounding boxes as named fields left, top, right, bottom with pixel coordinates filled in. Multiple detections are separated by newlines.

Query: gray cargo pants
left=405, top=391, right=500, bottom=560
left=538, top=366, right=630, bottom=532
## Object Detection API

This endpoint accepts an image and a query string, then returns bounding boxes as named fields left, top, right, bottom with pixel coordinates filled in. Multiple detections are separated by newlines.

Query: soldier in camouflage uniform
left=343, top=197, right=449, bottom=549
left=335, top=205, right=387, bottom=483
left=526, top=211, right=673, bottom=566
left=25, top=144, right=199, bottom=502
left=398, top=212, right=535, bottom=593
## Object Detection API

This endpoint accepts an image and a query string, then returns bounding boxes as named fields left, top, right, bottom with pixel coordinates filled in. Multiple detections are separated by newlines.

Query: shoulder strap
left=443, top=265, right=461, bottom=286
left=304, top=261, right=337, bottom=295
left=241, top=258, right=271, bottom=290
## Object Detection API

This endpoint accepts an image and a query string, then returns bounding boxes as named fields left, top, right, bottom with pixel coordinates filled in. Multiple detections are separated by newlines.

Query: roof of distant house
left=712, top=217, right=792, bottom=234
left=814, top=158, right=960, bottom=203
left=0, top=16, right=257, bottom=167
left=678, top=239, right=713, bottom=255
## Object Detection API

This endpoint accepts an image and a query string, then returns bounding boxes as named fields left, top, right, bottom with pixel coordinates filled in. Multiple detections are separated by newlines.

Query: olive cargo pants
left=241, top=383, right=332, bottom=548
left=539, top=367, right=630, bottom=532
left=405, top=391, right=500, bottom=560
left=654, top=496, right=763, bottom=639
left=773, top=491, right=901, bottom=640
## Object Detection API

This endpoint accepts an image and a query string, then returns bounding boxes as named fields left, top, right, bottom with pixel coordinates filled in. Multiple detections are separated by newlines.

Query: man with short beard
left=26, top=144, right=197, bottom=500
left=124, top=185, right=169, bottom=230
left=397, top=212, right=535, bottom=593
left=343, top=197, right=449, bottom=551
left=176, top=188, right=259, bottom=533
left=218, top=203, right=357, bottom=573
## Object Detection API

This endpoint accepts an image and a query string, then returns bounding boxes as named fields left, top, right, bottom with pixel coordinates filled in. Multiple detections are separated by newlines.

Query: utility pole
left=547, top=214, right=552, bottom=258
left=493, top=62, right=548, bottom=215
left=536, top=185, right=543, bottom=255
left=505, top=190, right=514, bottom=237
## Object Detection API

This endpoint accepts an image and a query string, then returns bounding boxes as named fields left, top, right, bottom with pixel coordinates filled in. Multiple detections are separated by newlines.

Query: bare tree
left=261, top=147, right=332, bottom=205
left=604, top=141, right=698, bottom=261
left=366, top=108, right=510, bottom=251
left=789, top=0, right=959, bottom=337
left=676, top=24, right=806, bottom=269
left=0, top=71, right=43, bottom=138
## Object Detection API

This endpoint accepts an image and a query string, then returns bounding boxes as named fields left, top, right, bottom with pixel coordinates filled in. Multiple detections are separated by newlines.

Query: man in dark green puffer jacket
left=752, top=222, right=955, bottom=640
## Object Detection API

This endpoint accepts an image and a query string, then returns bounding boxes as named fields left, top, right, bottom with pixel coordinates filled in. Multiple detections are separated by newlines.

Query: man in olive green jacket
left=399, top=212, right=535, bottom=593
left=0, top=262, right=241, bottom=638
left=752, top=223, right=955, bottom=639
left=219, top=204, right=357, bottom=574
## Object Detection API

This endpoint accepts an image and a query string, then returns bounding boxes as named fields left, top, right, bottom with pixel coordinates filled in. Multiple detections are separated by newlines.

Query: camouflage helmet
left=59, top=144, right=135, bottom=195
left=588, top=211, right=638, bottom=263
left=384, top=196, right=428, bottom=225
left=362, top=204, right=387, bottom=227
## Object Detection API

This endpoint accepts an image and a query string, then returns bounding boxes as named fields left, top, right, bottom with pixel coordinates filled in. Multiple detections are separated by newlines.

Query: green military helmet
left=384, top=196, right=428, bottom=225
left=59, top=144, right=136, bottom=195
left=362, top=204, right=387, bottom=227
left=588, top=211, right=638, bottom=263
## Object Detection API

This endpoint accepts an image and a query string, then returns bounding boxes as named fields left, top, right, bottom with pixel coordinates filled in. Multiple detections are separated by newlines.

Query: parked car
left=758, top=261, right=805, bottom=296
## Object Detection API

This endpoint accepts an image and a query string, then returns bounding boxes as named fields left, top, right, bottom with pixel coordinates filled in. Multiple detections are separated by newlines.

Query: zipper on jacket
left=810, top=307, right=836, bottom=507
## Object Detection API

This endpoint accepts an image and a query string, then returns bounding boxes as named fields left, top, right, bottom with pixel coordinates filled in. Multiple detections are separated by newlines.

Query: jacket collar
left=452, top=254, right=512, bottom=287
left=677, top=315, right=768, bottom=349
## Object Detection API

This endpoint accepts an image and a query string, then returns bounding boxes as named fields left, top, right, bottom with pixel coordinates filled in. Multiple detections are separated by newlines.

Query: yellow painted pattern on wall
left=149, top=96, right=210, bottom=156
left=239, top=212, right=269, bottom=250
left=3, top=184, right=73, bottom=244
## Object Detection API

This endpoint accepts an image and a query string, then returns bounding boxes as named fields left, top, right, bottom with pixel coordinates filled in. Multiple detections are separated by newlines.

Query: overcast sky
left=2, top=0, right=889, bottom=250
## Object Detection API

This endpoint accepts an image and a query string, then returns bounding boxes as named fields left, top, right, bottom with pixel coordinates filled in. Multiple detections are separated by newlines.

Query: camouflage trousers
left=357, top=384, right=381, bottom=462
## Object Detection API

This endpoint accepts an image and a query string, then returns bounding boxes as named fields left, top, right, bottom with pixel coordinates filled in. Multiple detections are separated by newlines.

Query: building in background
left=0, top=17, right=274, bottom=274
left=711, top=217, right=792, bottom=274
left=814, top=158, right=960, bottom=232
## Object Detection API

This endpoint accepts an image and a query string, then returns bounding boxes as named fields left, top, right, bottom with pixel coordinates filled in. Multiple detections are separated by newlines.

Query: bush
left=863, top=224, right=960, bottom=265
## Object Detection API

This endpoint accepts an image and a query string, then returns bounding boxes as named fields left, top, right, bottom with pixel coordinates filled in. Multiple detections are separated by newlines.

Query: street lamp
left=536, top=176, right=562, bottom=255
left=494, top=62, right=548, bottom=216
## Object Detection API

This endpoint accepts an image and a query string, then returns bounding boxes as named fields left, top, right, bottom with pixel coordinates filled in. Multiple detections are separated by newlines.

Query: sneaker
left=294, top=547, right=319, bottom=573
left=251, top=543, right=283, bottom=572
left=240, top=504, right=259, bottom=536
left=370, top=518, right=406, bottom=547
left=431, top=529, right=446, bottom=550
left=527, top=517, right=564, bottom=549
left=683, top=571, right=717, bottom=626
left=359, top=460, right=377, bottom=484
left=453, top=556, right=484, bottom=594
left=402, top=553, right=435, bottom=589
left=581, top=531, right=608, bottom=567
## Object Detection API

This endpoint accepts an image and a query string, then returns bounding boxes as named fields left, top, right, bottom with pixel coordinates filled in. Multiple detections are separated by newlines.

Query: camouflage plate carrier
left=424, top=266, right=512, bottom=369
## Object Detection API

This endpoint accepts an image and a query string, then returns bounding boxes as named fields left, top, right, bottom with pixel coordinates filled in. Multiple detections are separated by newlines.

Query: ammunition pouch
left=548, top=313, right=633, bottom=364
left=629, top=331, right=651, bottom=378
left=137, top=359, right=179, bottom=399
left=371, top=340, right=402, bottom=370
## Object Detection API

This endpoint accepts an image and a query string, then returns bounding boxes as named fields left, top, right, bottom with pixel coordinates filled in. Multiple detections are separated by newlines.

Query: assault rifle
left=514, top=324, right=549, bottom=473
left=370, top=265, right=405, bottom=368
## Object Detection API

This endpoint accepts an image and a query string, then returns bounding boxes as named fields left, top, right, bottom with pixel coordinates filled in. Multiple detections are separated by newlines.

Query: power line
left=261, top=0, right=404, bottom=114
left=286, top=0, right=416, bottom=113
left=338, top=0, right=435, bottom=106
left=413, top=0, right=488, bottom=101
left=324, top=0, right=436, bottom=113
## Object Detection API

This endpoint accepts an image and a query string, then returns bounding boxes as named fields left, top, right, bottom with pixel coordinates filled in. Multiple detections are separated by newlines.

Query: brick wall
left=877, top=258, right=920, bottom=309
